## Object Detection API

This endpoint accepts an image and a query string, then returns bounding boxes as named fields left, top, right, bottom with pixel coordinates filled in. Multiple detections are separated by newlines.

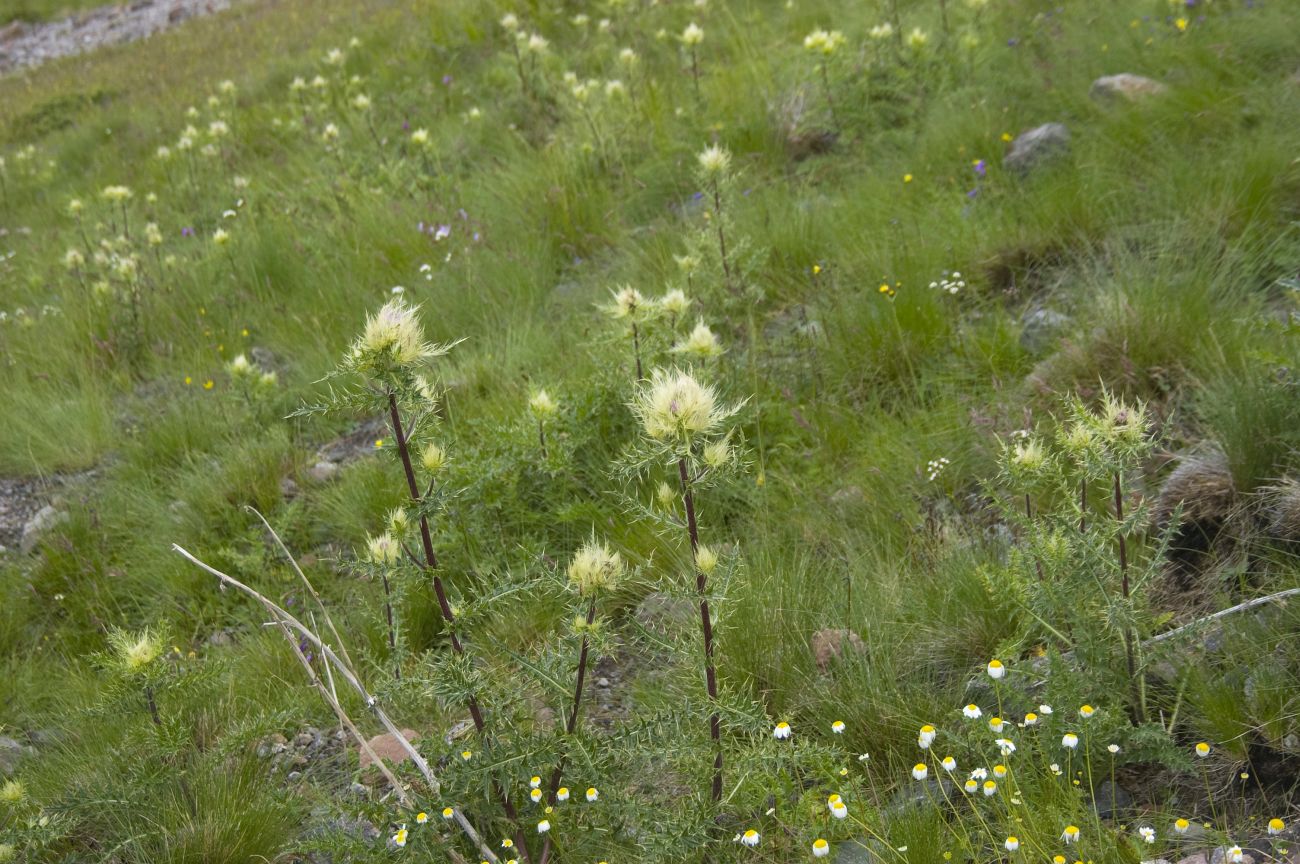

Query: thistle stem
left=386, top=392, right=531, bottom=861
left=380, top=571, right=400, bottom=681
left=679, top=456, right=722, bottom=805
left=631, top=320, right=644, bottom=381
left=1113, top=471, right=1144, bottom=724
left=711, top=178, right=734, bottom=294
left=539, top=600, right=597, bottom=864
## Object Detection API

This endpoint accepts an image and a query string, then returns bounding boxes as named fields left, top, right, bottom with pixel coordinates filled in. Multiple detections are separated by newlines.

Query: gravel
left=0, top=0, right=236, bottom=75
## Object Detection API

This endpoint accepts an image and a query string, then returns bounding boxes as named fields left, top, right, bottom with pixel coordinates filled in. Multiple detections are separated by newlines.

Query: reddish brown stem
left=539, top=600, right=597, bottom=864
left=386, top=392, right=530, bottom=861
left=680, top=457, right=722, bottom=805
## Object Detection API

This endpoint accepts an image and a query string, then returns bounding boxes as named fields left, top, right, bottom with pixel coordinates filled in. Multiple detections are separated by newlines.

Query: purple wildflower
left=973, top=159, right=987, bottom=177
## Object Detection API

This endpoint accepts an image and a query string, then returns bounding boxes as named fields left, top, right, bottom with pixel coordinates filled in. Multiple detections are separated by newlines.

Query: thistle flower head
left=101, top=185, right=133, bottom=203
left=697, top=143, right=732, bottom=178
left=421, top=442, right=447, bottom=474
left=607, top=285, right=646, bottom=319
left=367, top=532, right=401, bottom=565
left=64, top=248, right=85, bottom=270
left=695, top=544, right=719, bottom=574
left=803, top=29, right=846, bottom=55
left=567, top=539, right=624, bottom=596
left=658, top=289, right=691, bottom=317
left=1011, top=437, right=1045, bottom=472
left=109, top=627, right=162, bottom=673
left=529, top=389, right=558, bottom=419
left=681, top=22, right=704, bottom=45
left=351, top=299, right=436, bottom=373
left=907, top=27, right=929, bottom=49
left=227, top=354, right=254, bottom=378
left=0, top=780, right=25, bottom=805
left=632, top=367, right=733, bottom=445
left=869, top=22, right=894, bottom=40
left=673, top=320, right=723, bottom=359
left=500, top=13, right=520, bottom=32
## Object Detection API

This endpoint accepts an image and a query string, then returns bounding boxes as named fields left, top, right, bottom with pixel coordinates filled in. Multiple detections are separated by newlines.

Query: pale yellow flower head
left=697, top=143, right=731, bottom=178
left=803, top=29, right=846, bottom=55
left=529, top=389, right=559, bottom=419
left=633, top=367, right=731, bottom=444
left=353, top=299, right=434, bottom=370
left=681, top=22, right=704, bottom=46
left=367, top=532, right=401, bottom=565
left=568, top=540, right=624, bottom=595
left=110, top=627, right=162, bottom=672
left=421, top=442, right=448, bottom=474
left=607, top=285, right=646, bottom=319
left=658, top=289, right=691, bottom=317
left=1011, top=438, right=1045, bottom=471
left=673, top=320, right=723, bottom=359
left=0, top=780, right=25, bottom=805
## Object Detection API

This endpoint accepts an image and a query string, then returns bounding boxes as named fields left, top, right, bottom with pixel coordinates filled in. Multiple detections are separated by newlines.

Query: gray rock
left=0, top=736, right=36, bottom=775
left=1090, top=779, right=1133, bottom=819
left=1142, top=859, right=1173, bottom=864
left=0, top=0, right=233, bottom=75
left=1175, top=855, right=1210, bottom=864
left=834, top=838, right=891, bottom=864
left=1091, top=73, right=1169, bottom=103
left=250, top=346, right=278, bottom=372
left=1004, top=123, right=1071, bottom=176
left=308, top=461, right=339, bottom=483
left=1210, top=846, right=1258, bottom=864
left=20, top=504, right=66, bottom=554
left=280, top=476, right=300, bottom=499
left=597, top=677, right=611, bottom=688
left=1020, top=307, right=1071, bottom=353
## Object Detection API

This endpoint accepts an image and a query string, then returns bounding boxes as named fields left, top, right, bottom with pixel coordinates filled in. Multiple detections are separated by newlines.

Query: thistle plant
left=681, top=22, right=705, bottom=97
left=696, top=143, right=736, bottom=295
left=627, top=367, right=743, bottom=808
left=802, top=29, right=846, bottom=134
left=294, top=299, right=532, bottom=852
left=529, top=388, right=559, bottom=458
left=993, top=392, right=1161, bottom=725
left=605, top=285, right=649, bottom=381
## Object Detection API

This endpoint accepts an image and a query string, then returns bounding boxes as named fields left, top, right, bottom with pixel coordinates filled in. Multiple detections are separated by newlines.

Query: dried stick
left=172, top=543, right=499, bottom=864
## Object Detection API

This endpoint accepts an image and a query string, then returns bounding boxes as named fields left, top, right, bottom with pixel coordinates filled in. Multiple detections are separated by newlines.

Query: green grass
left=1, top=0, right=1299, bottom=860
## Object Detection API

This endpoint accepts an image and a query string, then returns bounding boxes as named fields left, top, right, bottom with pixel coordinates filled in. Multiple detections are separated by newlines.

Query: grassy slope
left=1, top=0, right=1298, bottom=860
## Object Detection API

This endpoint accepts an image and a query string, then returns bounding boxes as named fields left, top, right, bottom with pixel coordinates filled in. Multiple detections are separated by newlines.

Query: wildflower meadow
left=1, top=0, right=1298, bottom=862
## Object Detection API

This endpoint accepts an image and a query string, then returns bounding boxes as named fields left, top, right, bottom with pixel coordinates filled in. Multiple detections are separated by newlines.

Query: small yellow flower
left=1195, top=742, right=1211, bottom=758
left=1175, top=17, right=1188, bottom=31
left=416, top=812, right=428, bottom=823
left=1001, top=132, right=1013, bottom=142
left=903, top=173, right=913, bottom=183
left=203, top=380, right=214, bottom=390
left=461, top=749, right=473, bottom=760
left=1268, top=818, right=1285, bottom=835
left=442, top=807, right=454, bottom=819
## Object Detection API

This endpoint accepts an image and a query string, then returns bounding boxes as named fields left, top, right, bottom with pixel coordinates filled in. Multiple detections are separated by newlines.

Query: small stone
left=597, top=677, right=611, bottom=688
left=286, top=770, right=302, bottom=781
left=1020, top=308, right=1071, bottom=353
left=811, top=628, right=866, bottom=673
left=280, top=476, right=300, bottom=499
left=830, top=486, right=865, bottom=506
left=308, top=461, right=339, bottom=483
left=349, top=782, right=369, bottom=798
left=1091, top=73, right=1169, bottom=103
left=0, top=736, right=36, bottom=775
left=1090, top=779, right=1133, bottom=819
left=256, top=733, right=288, bottom=759
left=1211, top=847, right=1257, bottom=864
left=294, top=731, right=315, bottom=748
left=1175, top=855, right=1209, bottom=864
left=1003, top=123, right=1071, bottom=176
left=358, top=729, right=418, bottom=769
left=249, top=346, right=277, bottom=371
left=20, top=505, right=67, bottom=555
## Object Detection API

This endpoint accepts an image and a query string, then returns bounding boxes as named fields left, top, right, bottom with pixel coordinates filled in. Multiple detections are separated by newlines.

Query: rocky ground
left=0, top=0, right=236, bottom=75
